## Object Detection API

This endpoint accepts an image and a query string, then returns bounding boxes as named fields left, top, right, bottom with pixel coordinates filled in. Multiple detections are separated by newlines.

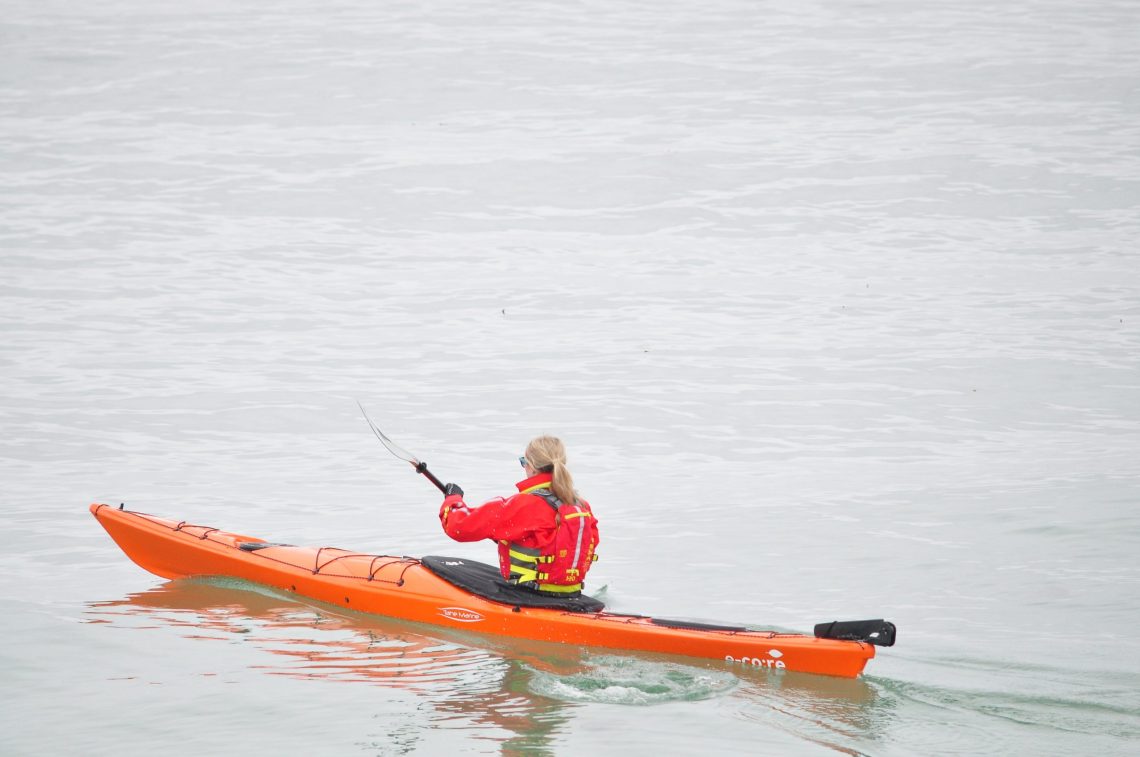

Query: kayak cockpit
left=420, top=556, right=605, bottom=613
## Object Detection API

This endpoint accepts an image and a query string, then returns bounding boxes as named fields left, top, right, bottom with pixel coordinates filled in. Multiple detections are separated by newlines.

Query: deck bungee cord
left=96, top=504, right=420, bottom=585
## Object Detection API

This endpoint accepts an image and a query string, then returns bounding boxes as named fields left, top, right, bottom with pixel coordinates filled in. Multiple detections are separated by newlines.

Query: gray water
left=2, top=0, right=1139, bottom=754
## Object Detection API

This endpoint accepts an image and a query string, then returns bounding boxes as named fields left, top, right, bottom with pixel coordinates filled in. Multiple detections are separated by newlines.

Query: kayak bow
left=90, top=504, right=884, bottom=679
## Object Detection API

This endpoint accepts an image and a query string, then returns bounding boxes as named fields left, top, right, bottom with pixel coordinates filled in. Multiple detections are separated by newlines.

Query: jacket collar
left=516, top=472, right=553, bottom=493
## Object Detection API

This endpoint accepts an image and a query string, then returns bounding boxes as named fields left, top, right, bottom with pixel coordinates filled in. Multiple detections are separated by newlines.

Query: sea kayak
left=90, top=503, right=894, bottom=679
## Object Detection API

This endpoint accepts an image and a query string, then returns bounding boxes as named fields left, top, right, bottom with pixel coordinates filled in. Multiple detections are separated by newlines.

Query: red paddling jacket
left=439, top=472, right=600, bottom=594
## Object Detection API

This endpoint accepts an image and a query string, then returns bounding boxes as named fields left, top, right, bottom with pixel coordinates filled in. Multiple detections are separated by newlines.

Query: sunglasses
left=518, top=456, right=529, bottom=469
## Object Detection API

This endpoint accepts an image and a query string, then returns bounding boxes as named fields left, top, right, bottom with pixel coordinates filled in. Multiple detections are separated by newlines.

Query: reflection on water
left=86, top=577, right=894, bottom=753
left=87, top=577, right=577, bottom=754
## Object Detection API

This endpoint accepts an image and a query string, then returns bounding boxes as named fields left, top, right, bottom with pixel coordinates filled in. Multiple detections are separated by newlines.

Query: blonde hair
left=525, top=435, right=578, bottom=505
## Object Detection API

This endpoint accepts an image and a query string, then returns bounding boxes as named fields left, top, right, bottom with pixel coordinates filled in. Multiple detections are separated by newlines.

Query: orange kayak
left=90, top=503, right=892, bottom=679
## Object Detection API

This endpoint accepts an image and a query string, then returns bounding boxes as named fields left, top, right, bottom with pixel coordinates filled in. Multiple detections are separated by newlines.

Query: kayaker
left=439, top=435, right=600, bottom=596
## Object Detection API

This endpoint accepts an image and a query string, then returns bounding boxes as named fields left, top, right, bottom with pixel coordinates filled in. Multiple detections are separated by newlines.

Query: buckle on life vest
left=509, top=567, right=538, bottom=582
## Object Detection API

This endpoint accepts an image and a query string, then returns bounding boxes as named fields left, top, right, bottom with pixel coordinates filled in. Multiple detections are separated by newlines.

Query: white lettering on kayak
left=724, top=654, right=786, bottom=669
left=439, top=607, right=484, bottom=623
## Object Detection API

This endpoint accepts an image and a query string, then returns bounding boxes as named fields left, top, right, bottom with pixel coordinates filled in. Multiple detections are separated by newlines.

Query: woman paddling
left=439, top=436, right=600, bottom=595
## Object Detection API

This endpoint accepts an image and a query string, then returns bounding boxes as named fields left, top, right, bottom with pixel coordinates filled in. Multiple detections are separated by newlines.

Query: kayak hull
left=90, top=503, right=875, bottom=678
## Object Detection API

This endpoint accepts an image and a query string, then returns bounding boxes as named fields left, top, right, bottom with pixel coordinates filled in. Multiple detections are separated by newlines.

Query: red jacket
left=439, top=472, right=599, bottom=585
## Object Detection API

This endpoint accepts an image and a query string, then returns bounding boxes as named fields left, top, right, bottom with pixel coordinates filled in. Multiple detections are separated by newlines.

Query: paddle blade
left=356, top=401, right=421, bottom=465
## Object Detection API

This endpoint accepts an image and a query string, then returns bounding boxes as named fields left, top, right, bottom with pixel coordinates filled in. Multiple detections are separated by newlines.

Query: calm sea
left=2, top=0, right=1138, bottom=754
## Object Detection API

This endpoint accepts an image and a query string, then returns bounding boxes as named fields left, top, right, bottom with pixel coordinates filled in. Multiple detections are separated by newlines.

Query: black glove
left=443, top=483, right=464, bottom=497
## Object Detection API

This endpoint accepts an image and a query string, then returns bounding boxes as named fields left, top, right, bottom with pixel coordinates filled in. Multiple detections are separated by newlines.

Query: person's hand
left=443, top=483, right=464, bottom=497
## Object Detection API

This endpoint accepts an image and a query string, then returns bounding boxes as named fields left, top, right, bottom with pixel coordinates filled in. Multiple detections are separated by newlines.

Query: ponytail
left=526, top=435, right=579, bottom=505
left=550, top=459, right=576, bottom=505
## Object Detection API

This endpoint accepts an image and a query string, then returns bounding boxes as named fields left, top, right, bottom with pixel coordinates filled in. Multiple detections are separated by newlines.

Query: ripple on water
left=880, top=676, right=1140, bottom=743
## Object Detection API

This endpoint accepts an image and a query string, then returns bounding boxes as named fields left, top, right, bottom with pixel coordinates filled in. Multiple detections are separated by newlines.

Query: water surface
left=2, top=0, right=1139, bottom=754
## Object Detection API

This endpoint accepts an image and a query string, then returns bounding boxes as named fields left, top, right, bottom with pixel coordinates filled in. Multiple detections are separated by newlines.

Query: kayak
left=89, top=503, right=894, bottom=679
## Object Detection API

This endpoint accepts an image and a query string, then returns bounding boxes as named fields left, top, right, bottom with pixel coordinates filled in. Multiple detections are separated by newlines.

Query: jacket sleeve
left=439, top=494, right=519, bottom=543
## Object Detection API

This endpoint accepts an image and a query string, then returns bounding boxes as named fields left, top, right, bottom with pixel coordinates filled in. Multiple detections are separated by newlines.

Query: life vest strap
left=535, top=581, right=583, bottom=593
left=508, top=540, right=541, bottom=584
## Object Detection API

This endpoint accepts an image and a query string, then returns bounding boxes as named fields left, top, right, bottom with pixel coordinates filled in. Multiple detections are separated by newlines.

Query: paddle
left=356, top=401, right=448, bottom=494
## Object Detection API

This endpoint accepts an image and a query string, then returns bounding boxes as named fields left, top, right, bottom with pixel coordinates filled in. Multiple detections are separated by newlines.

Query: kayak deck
left=90, top=503, right=877, bottom=678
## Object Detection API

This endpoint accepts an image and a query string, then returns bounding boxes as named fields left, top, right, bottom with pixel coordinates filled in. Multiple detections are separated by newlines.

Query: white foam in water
left=526, top=656, right=738, bottom=705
